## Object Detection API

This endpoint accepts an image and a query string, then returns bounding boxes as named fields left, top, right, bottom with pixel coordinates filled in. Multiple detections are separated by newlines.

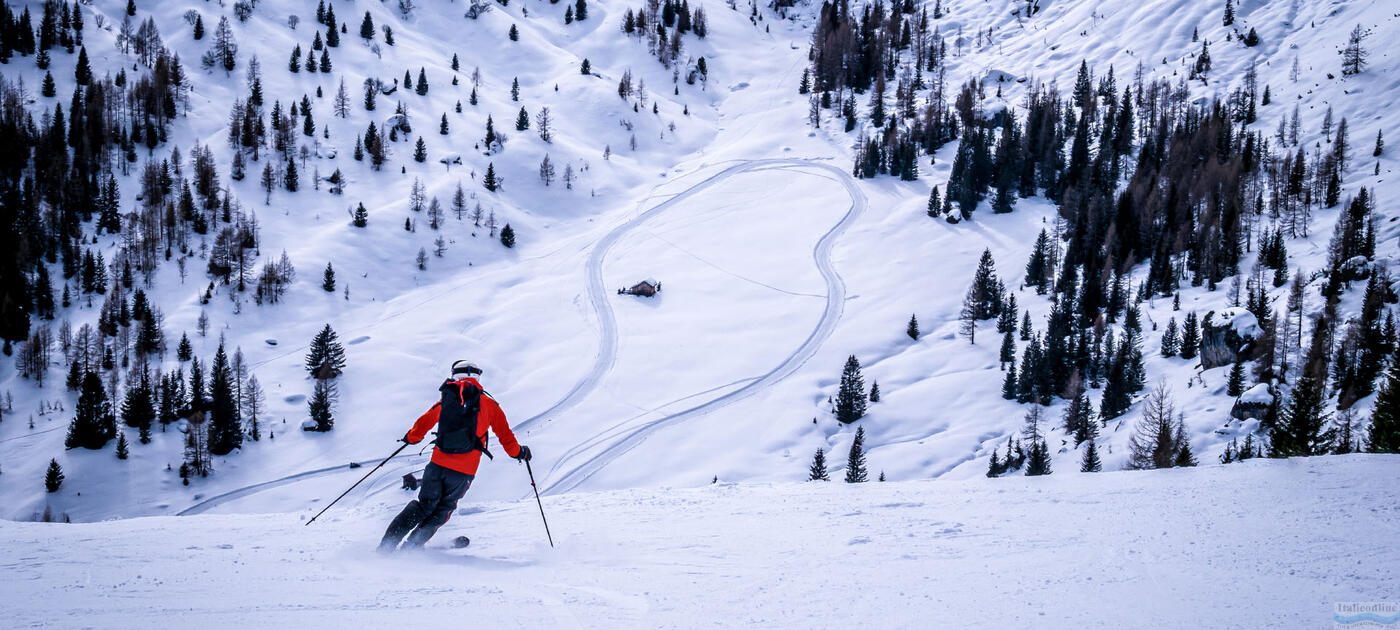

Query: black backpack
left=435, top=379, right=493, bottom=458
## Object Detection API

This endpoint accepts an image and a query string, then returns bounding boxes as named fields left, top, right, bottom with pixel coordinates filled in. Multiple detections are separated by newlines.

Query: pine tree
left=968, top=249, right=1002, bottom=319
left=1274, top=375, right=1335, bottom=456
left=1064, top=385, right=1096, bottom=445
left=413, top=137, right=427, bottom=162
left=353, top=203, right=368, bottom=227
left=74, top=46, right=92, bottom=84
left=305, top=324, right=347, bottom=379
left=1334, top=118, right=1350, bottom=171
left=1221, top=439, right=1237, bottom=464
left=986, top=449, right=1003, bottom=477
left=244, top=374, right=266, bottom=442
left=1161, top=317, right=1180, bottom=357
left=808, top=448, right=829, bottom=481
left=1002, top=364, right=1018, bottom=399
left=121, top=374, right=156, bottom=442
left=1080, top=439, right=1102, bottom=472
left=1222, top=0, right=1234, bottom=26
left=1025, top=439, right=1051, bottom=476
left=1173, top=434, right=1198, bottom=467
left=416, top=68, right=429, bottom=95
left=359, top=11, right=374, bottom=40
left=207, top=344, right=242, bottom=456
left=869, top=381, right=881, bottom=403
left=1341, top=24, right=1368, bottom=76
left=1180, top=312, right=1200, bottom=360
left=284, top=159, right=299, bottom=191
left=65, top=371, right=114, bottom=450
left=844, top=426, right=868, bottom=483
left=1373, top=130, right=1383, bottom=157
left=115, top=430, right=129, bottom=459
left=45, top=459, right=64, bottom=492
left=1227, top=360, right=1247, bottom=396
left=322, top=263, right=336, bottom=292
left=1194, top=39, right=1211, bottom=76
left=213, top=16, right=238, bottom=72
left=177, top=333, right=193, bottom=361
left=484, top=114, right=498, bottom=147
left=306, top=379, right=335, bottom=432
left=906, top=314, right=920, bottom=340
left=959, top=284, right=979, bottom=345
left=500, top=224, right=516, bottom=248
left=1334, top=408, right=1358, bottom=454
left=996, top=295, right=1018, bottom=334
left=1024, top=229, right=1052, bottom=294
left=509, top=24, right=519, bottom=41
left=575, top=0, right=588, bottom=20
left=1127, top=382, right=1178, bottom=469
left=835, top=355, right=867, bottom=423
left=1368, top=348, right=1400, bottom=453
left=483, top=162, right=499, bottom=191
left=999, top=329, right=1016, bottom=367
left=193, top=14, right=205, bottom=39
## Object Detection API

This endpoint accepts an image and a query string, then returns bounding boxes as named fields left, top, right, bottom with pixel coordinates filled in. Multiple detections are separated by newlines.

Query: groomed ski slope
left=4, top=456, right=1397, bottom=628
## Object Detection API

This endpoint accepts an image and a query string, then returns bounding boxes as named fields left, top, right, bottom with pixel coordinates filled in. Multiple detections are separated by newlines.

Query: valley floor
left=3, top=455, right=1396, bottom=628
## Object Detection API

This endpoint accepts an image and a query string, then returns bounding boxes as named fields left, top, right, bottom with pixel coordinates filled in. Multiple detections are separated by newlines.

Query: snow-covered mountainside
left=4, top=456, right=1397, bottom=627
left=0, top=0, right=1398, bottom=620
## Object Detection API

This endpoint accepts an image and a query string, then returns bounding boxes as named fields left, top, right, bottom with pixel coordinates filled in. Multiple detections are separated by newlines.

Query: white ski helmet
left=451, top=360, right=483, bottom=379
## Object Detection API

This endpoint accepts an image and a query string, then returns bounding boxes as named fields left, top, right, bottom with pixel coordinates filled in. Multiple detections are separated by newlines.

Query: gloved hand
left=514, top=445, right=532, bottom=462
left=400, top=433, right=416, bottom=445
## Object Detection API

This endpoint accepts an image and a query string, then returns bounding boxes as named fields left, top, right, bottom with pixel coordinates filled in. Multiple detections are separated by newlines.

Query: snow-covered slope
left=0, top=0, right=1397, bottom=526
left=4, top=456, right=1397, bottom=627
left=0, top=0, right=827, bottom=519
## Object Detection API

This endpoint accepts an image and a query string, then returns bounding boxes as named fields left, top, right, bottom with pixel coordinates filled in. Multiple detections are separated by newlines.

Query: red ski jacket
left=405, top=377, right=521, bottom=476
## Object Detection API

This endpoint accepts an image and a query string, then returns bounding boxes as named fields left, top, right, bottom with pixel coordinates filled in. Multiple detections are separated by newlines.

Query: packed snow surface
left=3, top=456, right=1397, bottom=628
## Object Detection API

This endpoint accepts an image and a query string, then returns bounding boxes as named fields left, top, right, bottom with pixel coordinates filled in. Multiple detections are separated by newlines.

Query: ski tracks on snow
left=539, top=159, right=866, bottom=495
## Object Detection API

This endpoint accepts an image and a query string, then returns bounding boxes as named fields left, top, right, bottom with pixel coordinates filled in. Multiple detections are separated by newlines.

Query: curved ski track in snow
left=539, top=159, right=865, bottom=496
left=178, top=159, right=862, bottom=515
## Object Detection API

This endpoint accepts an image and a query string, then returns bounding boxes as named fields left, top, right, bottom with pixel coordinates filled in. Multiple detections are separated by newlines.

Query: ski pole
left=524, top=458, right=555, bottom=547
left=305, top=442, right=410, bottom=526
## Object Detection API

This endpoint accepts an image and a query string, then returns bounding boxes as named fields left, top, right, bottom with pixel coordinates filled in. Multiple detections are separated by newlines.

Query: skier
left=379, top=360, right=531, bottom=552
